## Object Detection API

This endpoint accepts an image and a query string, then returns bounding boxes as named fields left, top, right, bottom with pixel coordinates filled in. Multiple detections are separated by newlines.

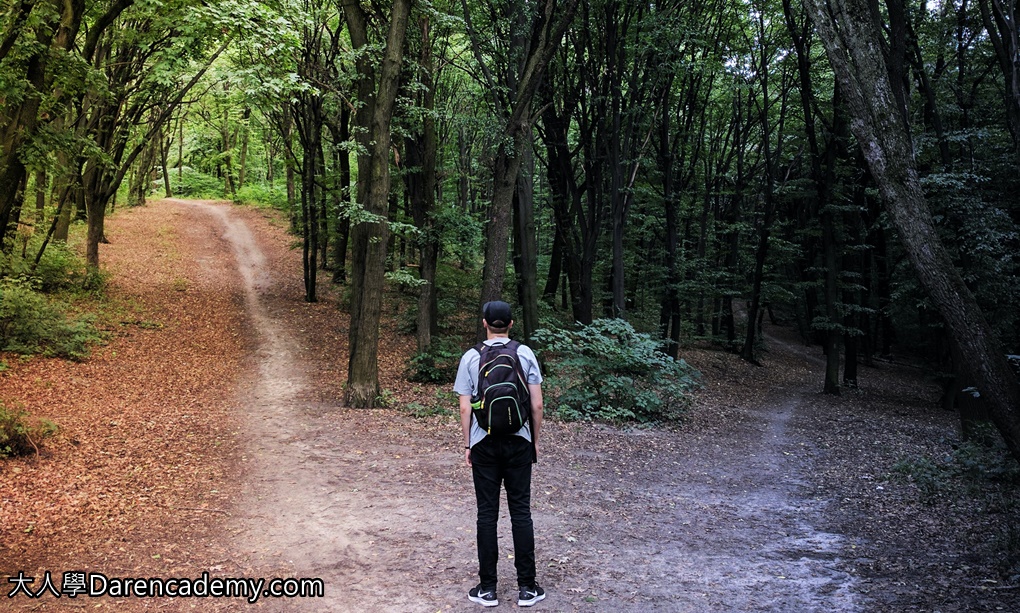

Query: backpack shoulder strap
left=503, top=340, right=531, bottom=399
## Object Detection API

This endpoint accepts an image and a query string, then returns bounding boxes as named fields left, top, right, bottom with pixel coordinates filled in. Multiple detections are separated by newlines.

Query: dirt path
left=172, top=199, right=863, bottom=612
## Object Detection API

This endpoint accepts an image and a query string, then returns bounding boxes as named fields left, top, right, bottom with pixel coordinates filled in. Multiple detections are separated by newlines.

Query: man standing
left=454, top=300, right=546, bottom=608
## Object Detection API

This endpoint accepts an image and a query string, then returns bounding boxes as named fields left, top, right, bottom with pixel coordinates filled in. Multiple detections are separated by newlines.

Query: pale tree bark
left=238, top=107, right=251, bottom=189
left=805, top=0, right=1020, bottom=461
left=35, top=168, right=46, bottom=226
left=160, top=127, right=173, bottom=198
left=343, top=0, right=412, bottom=408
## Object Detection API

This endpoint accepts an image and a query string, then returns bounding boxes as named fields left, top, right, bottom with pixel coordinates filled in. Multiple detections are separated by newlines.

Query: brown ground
left=1, top=198, right=1018, bottom=612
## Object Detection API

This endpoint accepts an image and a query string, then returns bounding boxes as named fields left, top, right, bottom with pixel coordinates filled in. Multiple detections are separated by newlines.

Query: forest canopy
left=1, top=1, right=1018, bottom=447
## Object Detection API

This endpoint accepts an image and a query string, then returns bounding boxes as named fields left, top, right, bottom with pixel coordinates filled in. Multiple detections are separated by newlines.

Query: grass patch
left=0, top=233, right=108, bottom=360
left=0, top=402, right=59, bottom=458
left=0, top=277, right=105, bottom=360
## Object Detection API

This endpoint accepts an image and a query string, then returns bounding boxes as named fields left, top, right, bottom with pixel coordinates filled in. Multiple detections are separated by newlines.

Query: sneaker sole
left=469, top=595, right=500, bottom=607
left=518, top=592, right=546, bottom=607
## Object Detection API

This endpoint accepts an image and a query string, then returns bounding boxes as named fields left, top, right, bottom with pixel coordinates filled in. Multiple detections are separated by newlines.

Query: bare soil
left=2, top=198, right=1018, bottom=612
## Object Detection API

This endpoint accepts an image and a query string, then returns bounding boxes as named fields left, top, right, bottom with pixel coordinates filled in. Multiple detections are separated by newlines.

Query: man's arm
left=529, top=383, right=543, bottom=459
left=460, top=394, right=473, bottom=466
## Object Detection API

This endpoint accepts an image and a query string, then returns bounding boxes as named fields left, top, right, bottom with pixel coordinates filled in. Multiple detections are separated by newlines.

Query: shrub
left=533, top=318, right=700, bottom=423
left=235, top=183, right=289, bottom=209
left=169, top=168, right=225, bottom=199
left=0, top=402, right=59, bottom=458
left=892, top=437, right=1020, bottom=503
left=408, top=336, right=463, bottom=383
left=891, top=455, right=946, bottom=501
left=404, top=390, right=458, bottom=419
left=0, top=278, right=104, bottom=360
left=32, top=242, right=89, bottom=292
left=0, top=238, right=104, bottom=298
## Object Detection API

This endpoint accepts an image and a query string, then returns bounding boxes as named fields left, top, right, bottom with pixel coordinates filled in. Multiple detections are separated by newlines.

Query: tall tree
left=404, top=7, right=447, bottom=353
left=740, top=0, right=794, bottom=364
left=537, top=47, right=598, bottom=325
left=343, top=0, right=413, bottom=407
left=462, top=0, right=579, bottom=340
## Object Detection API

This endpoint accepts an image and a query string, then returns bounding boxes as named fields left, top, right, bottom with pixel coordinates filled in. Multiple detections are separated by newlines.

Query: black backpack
left=471, top=340, right=531, bottom=435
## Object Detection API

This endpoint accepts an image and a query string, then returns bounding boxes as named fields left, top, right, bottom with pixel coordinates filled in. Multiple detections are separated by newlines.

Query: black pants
left=470, top=434, right=536, bottom=590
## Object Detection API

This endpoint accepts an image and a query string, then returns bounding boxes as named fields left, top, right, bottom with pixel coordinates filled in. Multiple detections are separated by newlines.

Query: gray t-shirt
left=454, top=338, right=542, bottom=447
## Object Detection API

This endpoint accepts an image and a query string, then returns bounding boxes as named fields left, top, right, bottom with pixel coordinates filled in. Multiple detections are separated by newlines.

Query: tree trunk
left=160, top=130, right=173, bottom=198
left=542, top=228, right=563, bottom=305
left=807, top=0, right=1020, bottom=461
left=538, top=75, right=595, bottom=325
left=84, top=188, right=105, bottom=268
left=418, top=58, right=440, bottom=347
left=222, top=108, right=237, bottom=200
left=513, top=130, right=540, bottom=342
left=405, top=16, right=441, bottom=352
left=284, top=108, right=298, bottom=234
left=296, top=96, right=321, bottom=303
left=330, top=105, right=352, bottom=285
left=177, top=113, right=185, bottom=183
left=741, top=198, right=775, bottom=364
left=238, top=107, right=251, bottom=189
left=467, top=0, right=580, bottom=339
left=35, top=168, right=46, bottom=226
left=128, top=138, right=157, bottom=207
left=822, top=208, right=841, bottom=394
left=741, top=29, right=782, bottom=364
left=657, top=85, right=681, bottom=359
left=343, top=0, right=412, bottom=408
left=53, top=174, right=74, bottom=243
left=317, top=142, right=329, bottom=271
left=480, top=127, right=527, bottom=326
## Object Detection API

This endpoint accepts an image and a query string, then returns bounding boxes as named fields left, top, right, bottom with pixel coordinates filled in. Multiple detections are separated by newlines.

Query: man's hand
left=465, top=448, right=472, bottom=467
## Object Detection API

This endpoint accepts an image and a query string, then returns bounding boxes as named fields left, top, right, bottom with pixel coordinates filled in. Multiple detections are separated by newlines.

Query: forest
left=5, top=1, right=1020, bottom=610
left=1, top=0, right=1019, bottom=451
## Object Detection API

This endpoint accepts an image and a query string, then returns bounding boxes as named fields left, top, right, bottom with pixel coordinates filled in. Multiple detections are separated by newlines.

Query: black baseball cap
left=482, top=301, right=513, bottom=328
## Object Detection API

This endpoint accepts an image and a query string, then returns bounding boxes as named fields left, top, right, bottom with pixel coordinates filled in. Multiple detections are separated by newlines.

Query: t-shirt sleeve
left=518, top=345, right=543, bottom=385
left=453, top=349, right=477, bottom=396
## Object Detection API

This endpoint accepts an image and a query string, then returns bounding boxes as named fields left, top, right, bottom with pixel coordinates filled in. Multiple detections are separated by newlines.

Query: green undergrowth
left=892, top=432, right=1020, bottom=576
left=0, top=401, right=59, bottom=458
left=0, top=238, right=107, bottom=361
left=533, top=318, right=701, bottom=424
left=891, top=432, right=1020, bottom=501
left=407, top=336, right=463, bottom=384
left=404, top=389, right=458, bottom=420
